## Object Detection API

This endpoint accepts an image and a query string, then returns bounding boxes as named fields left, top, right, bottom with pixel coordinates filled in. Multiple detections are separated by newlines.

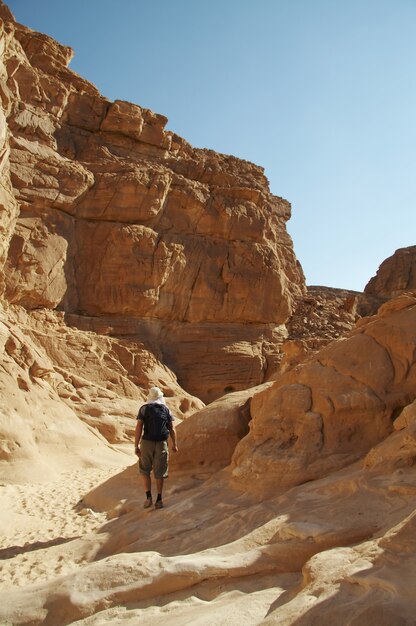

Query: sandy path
left=0, top=463, right=130, bottom=589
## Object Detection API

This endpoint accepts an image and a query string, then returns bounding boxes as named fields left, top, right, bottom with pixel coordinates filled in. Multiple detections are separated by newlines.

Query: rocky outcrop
left=359, top=246, right=416, bottom=316
left=365, top=246, right=416, bottom=297
left=231, top=293, right=416, bottom=491
left=170, top=384, right=270, bottom=475
left=0, top=301, right=204, bottom=482
left=171, top=293, right=416, bottom=493
left=281, top=285, right=360, bottom=370
left=0, top=4, right=305, bottom=402
left=0, top=4, right=19, bottom=296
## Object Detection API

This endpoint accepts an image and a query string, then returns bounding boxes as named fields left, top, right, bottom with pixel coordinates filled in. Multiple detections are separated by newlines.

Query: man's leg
left=142, top=474, right=152, bottom=508
left=142, top=473, right=151, bottom=492
left=155, top=478, right=164, bottom=508
left=139, top=440, right=153, bottom=508
left=154, top=441, right=169, bottom=509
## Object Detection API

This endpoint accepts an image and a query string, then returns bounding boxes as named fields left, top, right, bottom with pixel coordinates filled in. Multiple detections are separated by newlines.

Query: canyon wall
left=172, top=293, right=416, bottom=492
left=0, top=2, right=305, bottom=405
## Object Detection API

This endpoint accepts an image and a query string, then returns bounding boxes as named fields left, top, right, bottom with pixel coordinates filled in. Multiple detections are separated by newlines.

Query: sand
left=1, top=434, right=416, bottom=625
left=0, top=462, right=129, bottom=590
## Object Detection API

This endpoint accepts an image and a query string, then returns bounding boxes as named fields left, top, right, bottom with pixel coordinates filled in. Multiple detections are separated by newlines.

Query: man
left=135, top=386, right=178, bottom=509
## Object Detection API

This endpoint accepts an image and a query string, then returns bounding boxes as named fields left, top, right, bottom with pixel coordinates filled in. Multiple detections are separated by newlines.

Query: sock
left=156, top=493, right=162, bottom=502
left=146, top=490, right=152, bottom=499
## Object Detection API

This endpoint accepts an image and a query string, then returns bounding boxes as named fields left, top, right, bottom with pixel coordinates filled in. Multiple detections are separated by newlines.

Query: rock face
left=231, top=293, right=416, bottom=491
left=281, top=285, right=360, bottom=370
left=0, top=301, right=204, bottom=482
left=173, top=293, right=416, bottom=493
left=359, top=246, right=416, bottom=316
left=0, top=4, right=305, bottom=403
left=365, top=246, right=416, bottom=297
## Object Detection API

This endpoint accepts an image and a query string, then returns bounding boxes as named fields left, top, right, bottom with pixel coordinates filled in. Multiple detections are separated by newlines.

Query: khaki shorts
left=138, top=439, right=169, bottom=479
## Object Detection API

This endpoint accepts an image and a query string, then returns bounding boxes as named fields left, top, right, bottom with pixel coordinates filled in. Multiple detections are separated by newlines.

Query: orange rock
left=0, top=5, right=305, bottom=399
left=230, top=293, right=416, bottom=493
left=365, top=246, right=416, bottom=298
left=359, top=247, right=416, bottom=316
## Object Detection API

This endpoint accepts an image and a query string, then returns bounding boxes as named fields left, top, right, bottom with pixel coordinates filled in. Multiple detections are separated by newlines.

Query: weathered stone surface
left=100, top=99, right=171, bottom=151
left=4, top=211, right=73, bottom=309
left=0, top=4, right=305, bottom=399
left=359, top=246, right=416, bottom=316
left=163, top=293, right=416, bottom=495
left=282, top=285, right=360, bottom=370
left=0, top=302, right=203, bottom=481
left=379, top=248, right=416, bottom=295
left=63, top=91, right=109, bottom=133
left=394, top=398, right=416, bottom=431
left=170, top=384, right=271, bottom=474
left=0, top=17, right=19, bottom=296
left=3, top=386, right=416, bottom=625
left=75, top=167, right=172, bottom=223
left=9, top=135, right=94, bottom=211
left=229, top=293, right=416, bottom=493
left=64, top=313, right=288, bottom=403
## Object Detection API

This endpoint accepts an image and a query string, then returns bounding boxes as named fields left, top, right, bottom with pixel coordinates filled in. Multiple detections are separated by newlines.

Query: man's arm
left=135, top=420, right=143, bottom=457
left=168, top=422, right=178, bottom=452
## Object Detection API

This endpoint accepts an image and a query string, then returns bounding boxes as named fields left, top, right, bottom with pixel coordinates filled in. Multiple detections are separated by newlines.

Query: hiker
left=135, top=386, right=178, bottom=509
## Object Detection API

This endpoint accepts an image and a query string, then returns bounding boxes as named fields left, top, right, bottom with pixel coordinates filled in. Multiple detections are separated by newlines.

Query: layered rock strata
left=172, top=293, right=416, bottom=492
left=0, top=302, right=204, bottom=482
left=0, top=3, right=305, bottom=402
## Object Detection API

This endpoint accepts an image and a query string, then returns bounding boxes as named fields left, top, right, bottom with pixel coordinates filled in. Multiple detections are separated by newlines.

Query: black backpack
left=141, top=403, right=171, bottom=441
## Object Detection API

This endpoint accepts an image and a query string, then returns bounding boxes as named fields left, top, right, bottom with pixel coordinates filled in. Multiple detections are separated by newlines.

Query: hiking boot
left=143, top=497, right=153, bottom=509
left=155, top=500, right=164, bottom=509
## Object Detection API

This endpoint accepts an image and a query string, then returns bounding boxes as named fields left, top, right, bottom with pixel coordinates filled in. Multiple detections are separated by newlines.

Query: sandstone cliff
left=173, top=293, right=416, bottom=491
left=0, top=1, right=305, bottom=406
left=0, top=301, right=204, bottom=482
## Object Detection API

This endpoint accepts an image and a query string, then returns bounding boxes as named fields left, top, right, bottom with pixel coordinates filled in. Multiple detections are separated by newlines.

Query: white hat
left=147, top=386, right=164, bottom=402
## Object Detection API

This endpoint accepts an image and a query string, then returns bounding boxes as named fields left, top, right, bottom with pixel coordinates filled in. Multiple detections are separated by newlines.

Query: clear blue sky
left=6, top=0, right=416, bottom=291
